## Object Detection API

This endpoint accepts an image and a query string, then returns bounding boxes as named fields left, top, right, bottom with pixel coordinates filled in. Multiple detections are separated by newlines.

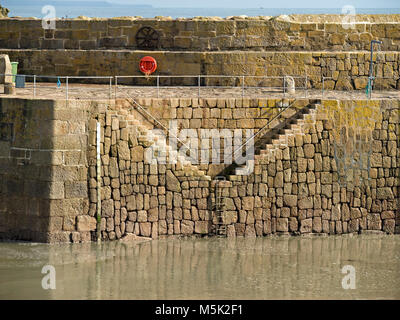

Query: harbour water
left=0, top=234, right=399, bottom=300
left=3, top=2, right=400, bottom=19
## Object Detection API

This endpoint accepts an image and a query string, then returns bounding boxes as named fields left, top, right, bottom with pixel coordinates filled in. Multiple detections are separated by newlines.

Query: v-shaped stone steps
left=130, top=119, right=211, bottom=181
left=232, top=103, right=320, bottom=177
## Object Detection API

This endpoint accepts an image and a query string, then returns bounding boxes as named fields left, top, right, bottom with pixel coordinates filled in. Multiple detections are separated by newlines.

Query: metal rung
left=213, top=177, right=228, bottom=237
left=216, top=226, right=227, bottom=236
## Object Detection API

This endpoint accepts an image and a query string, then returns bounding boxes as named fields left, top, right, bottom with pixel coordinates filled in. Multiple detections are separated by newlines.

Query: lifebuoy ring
left=139, top=56, right=157, bottom=75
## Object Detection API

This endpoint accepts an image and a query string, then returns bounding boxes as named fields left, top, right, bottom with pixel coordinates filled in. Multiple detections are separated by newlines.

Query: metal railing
left=2, top=73, right=398, bottom=101
left=1, top=74, right=114, bottom=100
left=0, top=73, right=311, bottom=100
left=123, top=92, right=192, bottom=152
left=63, top=76, right=114, bottom=100
left=115, top=75, right=308, bottom=99
left=2, top=73, right=309, bottom=100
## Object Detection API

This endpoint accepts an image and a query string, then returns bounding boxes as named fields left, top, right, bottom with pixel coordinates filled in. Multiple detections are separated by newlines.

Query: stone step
left=260, top=150, right=272, bottom=156
left=155, top=143, right=168, bottom=149
left=128, top=119, right=209, bottom=179
left=266, top=144, right=276, bottom=150
left=130, top=119, right=141, bottom=125
left=290, top=123, right=302, bottom=130
left=228, top=175, right=242, bottom=181
left=147, top=136, right=159, bottom=142
left=284, top=132, right=295, bottom=138
left=233, top=103, right=320, bottom=174
left=137, top=124, right=147, bottom=131
left=178, top=159, right=191, bottom=166
left=291, top=129, right=303, bottom=135
left=284, top=128, right=295, bottom=134
left=235, top=159, right=255, bottom=175
left=278, top=134, right=289, bottom=141
left=303, top=113, right=315, bottom=119
left=272, top=139, right=283, bottom=145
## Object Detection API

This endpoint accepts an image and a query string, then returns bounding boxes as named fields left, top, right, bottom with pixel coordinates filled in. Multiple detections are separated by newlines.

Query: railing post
left=115, top=76, right=118, bottom=100
left=109, top=77, right=112, bottom=100
left=198, top=75, right=201, bottom=98
left=33, top=75, right=36, bottom=98
left=283, top=76, right=286, bottom=98
left=157, top=75, right=160, bottom=98
left=66, top=76, right=69, bottom=101
left=369, top=76, right=373, bottom=99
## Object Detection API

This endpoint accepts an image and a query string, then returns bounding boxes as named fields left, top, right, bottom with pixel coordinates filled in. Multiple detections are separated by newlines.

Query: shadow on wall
left=0, top=98, right=90, bottom=243
left=0, top=98, right=52, bottom=241
left=217, top=101, right=316, bottom=177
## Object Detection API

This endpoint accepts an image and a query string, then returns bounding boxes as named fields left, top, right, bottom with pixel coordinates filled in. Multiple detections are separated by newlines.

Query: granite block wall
left=0, top=97, right=398, bottom=242
left=0, top=98, right=95, bottom=242
left=87, top=98, right=399, bottom=241
left=0, top=15, right=399, bottom=51
left=0, top=49, right=399, bottom=90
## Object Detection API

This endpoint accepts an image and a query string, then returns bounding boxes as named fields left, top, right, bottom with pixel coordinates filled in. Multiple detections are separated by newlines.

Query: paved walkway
left=1, top=83, right=399, bottom=100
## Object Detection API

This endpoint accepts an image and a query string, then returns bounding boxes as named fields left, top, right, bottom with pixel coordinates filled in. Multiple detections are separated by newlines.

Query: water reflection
left=0, top=235, right=399, bottom=299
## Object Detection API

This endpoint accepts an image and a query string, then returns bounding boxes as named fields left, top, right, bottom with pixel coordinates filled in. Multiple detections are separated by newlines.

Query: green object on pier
left=366, top=78, right=372, bottom=98
left=11, top=62, right=18, bottom=83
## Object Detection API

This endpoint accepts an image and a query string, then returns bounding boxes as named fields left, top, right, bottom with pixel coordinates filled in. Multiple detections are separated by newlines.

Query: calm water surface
left=3, top=4, right=400, bottom=19
left=0, top=234, right=399, bottom=299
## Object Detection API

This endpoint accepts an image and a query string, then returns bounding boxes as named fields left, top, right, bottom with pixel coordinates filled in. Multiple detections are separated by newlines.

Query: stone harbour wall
left=0, top=98, right=93, bottom=242
left=0, top=15, right=400, bottom=51
left=221, top=100, right=399, bottom=236
left=87, top=98, right=399, bottom=241
left=0, top=97, right=399, bottom=242
left=1, top=49, right=399, bottom=90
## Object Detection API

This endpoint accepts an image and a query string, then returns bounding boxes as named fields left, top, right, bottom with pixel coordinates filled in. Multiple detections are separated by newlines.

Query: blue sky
left=112, top=0, right=398, bottom=7
left=36, top=0, right=400, bottom=8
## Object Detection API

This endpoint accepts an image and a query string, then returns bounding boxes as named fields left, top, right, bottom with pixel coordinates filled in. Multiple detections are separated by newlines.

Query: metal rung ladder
left=214, top=176, right=227, bottom=237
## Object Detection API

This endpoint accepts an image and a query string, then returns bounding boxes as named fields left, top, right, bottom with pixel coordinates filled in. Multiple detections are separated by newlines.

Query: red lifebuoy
left=139, top=56, right=157, bottom=75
